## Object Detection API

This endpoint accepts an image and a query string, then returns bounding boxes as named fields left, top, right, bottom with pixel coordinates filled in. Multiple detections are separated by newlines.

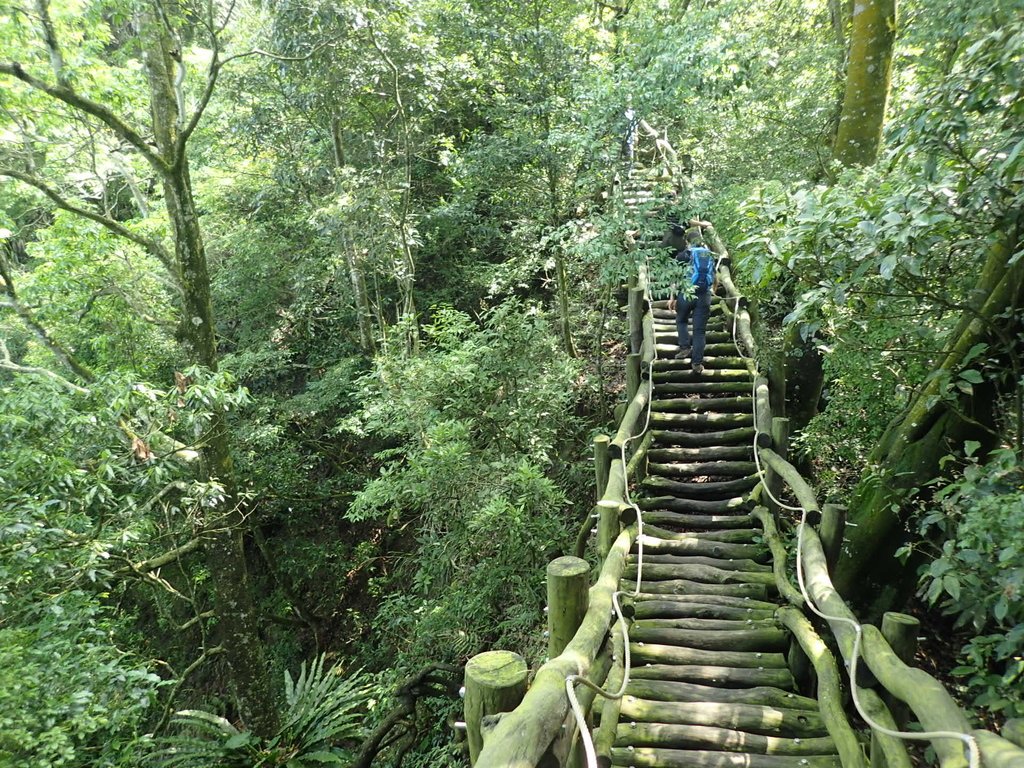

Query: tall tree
left=833, top=0, right=897, bottom=166
left=0, top=0, right=279, bottom=733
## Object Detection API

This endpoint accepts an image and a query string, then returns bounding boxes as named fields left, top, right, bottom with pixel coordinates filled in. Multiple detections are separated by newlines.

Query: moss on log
left=474, top=526, right=635, bottom=768
left=751, top=506, right=804, bottom=607
left=629, top=625, right=787, bottom=652
left=776, top=606, right=868, bottom=768
left=799, top=527, right=975, bottom=768
left=610, top=747, right=841, bottom=767
left=648, top=427, right=756, bottom=448
left=619, top=698, right=827, bottom=738
left=614, top=722, right=835, bottom=754
left=630, top=663, right=796, bottom=690
left=547, top=556, right=590, bottom=658
left=464, top=651, right=529, bottom=764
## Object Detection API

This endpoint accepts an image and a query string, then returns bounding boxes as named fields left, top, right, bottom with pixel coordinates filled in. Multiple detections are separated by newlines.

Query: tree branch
left=0, top=62, right=169, bottom=172
left=0, top=337, right=91, bottom=394
left=0, top=166, right=178, bottom=279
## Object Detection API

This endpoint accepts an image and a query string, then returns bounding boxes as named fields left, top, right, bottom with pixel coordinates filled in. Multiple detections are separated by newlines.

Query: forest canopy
left=1, top=0, right=1022, bottom=766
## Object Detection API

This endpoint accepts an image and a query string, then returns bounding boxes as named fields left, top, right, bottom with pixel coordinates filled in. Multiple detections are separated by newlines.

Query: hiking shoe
left=692, top=363, right=704, bottom=374
left=674, top=347, right=691, bottom=360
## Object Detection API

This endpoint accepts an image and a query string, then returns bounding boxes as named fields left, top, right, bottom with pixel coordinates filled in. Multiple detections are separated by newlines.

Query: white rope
left=730, top=280, right=981, bottom=768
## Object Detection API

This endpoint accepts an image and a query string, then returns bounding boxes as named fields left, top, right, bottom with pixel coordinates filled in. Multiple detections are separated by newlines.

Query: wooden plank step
left=611, top=747, right=842, bottom=767
left=618, top=699, right=827, bottom=738
left=624, top=679, right=812, bottom=707
left=630, top=625, right=788, bottom=652
left=649, top=460, right=757, bottom=478
left=629, top=643, right=788, bottom=670
left=614, top=723, right=835, bottom=756
left=629, top=665, right=796, bottom=691
left=648, top=445, right=753, bottom=461
left=650, top=398, right=753, bottom=414
left=641, top=511, right=757, bottom=530
left=641, top=474, right=759, bottom=499
left=648, top=412, right=754, bottom=429
left=652, top=304, right=726, bottom=318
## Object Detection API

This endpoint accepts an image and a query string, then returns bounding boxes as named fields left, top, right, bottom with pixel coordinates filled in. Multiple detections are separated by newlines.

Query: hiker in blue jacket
left=668, top=228, right=718, bottom=374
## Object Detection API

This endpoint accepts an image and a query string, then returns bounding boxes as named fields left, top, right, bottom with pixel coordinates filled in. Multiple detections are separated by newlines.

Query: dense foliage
left=1, top=0, right=1022, bottom=765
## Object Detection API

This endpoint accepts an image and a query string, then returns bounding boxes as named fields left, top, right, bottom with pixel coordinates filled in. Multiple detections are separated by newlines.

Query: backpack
left=690, top=247, right=715, bottom=291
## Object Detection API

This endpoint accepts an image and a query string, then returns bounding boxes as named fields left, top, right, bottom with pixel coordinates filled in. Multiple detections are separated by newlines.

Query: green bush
left=906, top=447, right=1024, bottom=718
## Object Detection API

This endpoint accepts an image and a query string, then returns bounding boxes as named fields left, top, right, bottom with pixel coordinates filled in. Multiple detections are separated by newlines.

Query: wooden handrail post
left=820, top=503, right=847, bottom=576
left=593, top=434, right=610, bottom=502
left=628, top=287, right=644, bottom=354
left=764, top=417, right=789, bottom=517
left=881, top=612, right=920, bottom=729
left=547, top=556, right=591, bottom=658
left=597, top=499, right=621, bottom=559
left=464, top=651, right=529, bottom=764
left=626, top=353, right=641, bottom=402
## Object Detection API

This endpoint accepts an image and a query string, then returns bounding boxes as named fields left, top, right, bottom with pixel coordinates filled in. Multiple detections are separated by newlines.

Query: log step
left=641, top=524, right=766, bottom=548
left=653, top=381, right=754, bottom=395
left=629, top=644, right=788, bottom=670
left=628, top=579, right=768, bottom=600
left=650, top=399, right=753, bottom=414
left=649, top=460, right=757, bottom=478
left=611, top=747, right=842, bottom=767
left=614, top=723, right=835, bottom=756
left=655, top=343, right=740, bottom=358
left=639, top=526, right=762, bottom=543
left=629, top=664, right=796, bottom=691
left=648, top=446, right=753, bottom=461
left=633, top=616, right=776, bottom=631
left=656, top=356, right=751, bottom=371
left=630, top=600, right=776, bottom=622
left=624, top=679, right=813, bottom=708
left=653, top=367, right=753, bottom=383
left=634, top=534, right=763, bottom=559
left=627, top=564, right=775, bottom=587
left=641, top=474, right=759, bottom=499
left=649, top=412, right=754, bottom=429
left=628, top=553, right=771, bottom=573
left=629, top=626, right=788, bottom=653
left=618, top=698, right=827, bottom=738
left=636, top=494, right=752, bottom=513
left=641, top=511, right=757, bottom=530
left=633, top=593, right=779, bottom=612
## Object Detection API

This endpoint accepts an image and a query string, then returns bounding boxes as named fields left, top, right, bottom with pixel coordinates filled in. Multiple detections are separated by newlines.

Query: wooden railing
left=462, top=230, right=1024, bottom=768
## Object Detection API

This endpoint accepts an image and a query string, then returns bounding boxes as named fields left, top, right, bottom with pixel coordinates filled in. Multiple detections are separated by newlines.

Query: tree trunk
left=782, top=323, right=824, bottom=433
left=837, top=231, right=1024, bottom=596
left=143, top=12, right=279, bottom=735
left=833, top=0, right=897, bottom=166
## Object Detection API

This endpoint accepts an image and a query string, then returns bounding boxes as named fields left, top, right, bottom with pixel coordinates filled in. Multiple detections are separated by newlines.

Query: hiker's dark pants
left=676, top=288, right=713, bottom=365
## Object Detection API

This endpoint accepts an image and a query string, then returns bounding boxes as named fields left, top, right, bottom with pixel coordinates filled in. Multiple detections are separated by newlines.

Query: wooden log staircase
left=464, top=167, right=1024, bottom=768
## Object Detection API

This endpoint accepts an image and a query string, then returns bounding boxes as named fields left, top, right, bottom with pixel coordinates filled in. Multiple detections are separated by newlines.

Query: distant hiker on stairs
left=668, top=224, right=718, bottom=374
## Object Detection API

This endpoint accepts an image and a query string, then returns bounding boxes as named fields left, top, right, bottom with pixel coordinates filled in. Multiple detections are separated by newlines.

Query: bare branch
left=0, top=166, right=178, bottom=279
left=0, top=337, right=91, bottom=394
left=0, top=62, right=169, bottom=172
left=34, top=0, right=67, bottom=85
left=124, top=536, right=203, bottom=575
left=154, top=644, right=226, bottom=734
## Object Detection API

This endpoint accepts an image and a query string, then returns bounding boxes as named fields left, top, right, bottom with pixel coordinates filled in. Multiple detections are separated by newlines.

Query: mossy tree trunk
left=833, top=0, right=897, bottom=166
left=837, top=229, right=1024, bottom=596
left=142, top=9, right=280, bottom=734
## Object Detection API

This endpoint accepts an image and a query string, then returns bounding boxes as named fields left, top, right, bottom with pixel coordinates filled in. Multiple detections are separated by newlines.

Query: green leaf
left=964, top=440, right=981, bottom=458
left=943, top=574, right=961, bottom=602
left=959, top=369, right=984, bottom=384
left=303, top=752, right=346, bottom=763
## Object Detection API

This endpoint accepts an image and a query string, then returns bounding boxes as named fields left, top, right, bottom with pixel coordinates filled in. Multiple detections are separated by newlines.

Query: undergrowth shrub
left=903, top=447, right=1024, bottom=719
